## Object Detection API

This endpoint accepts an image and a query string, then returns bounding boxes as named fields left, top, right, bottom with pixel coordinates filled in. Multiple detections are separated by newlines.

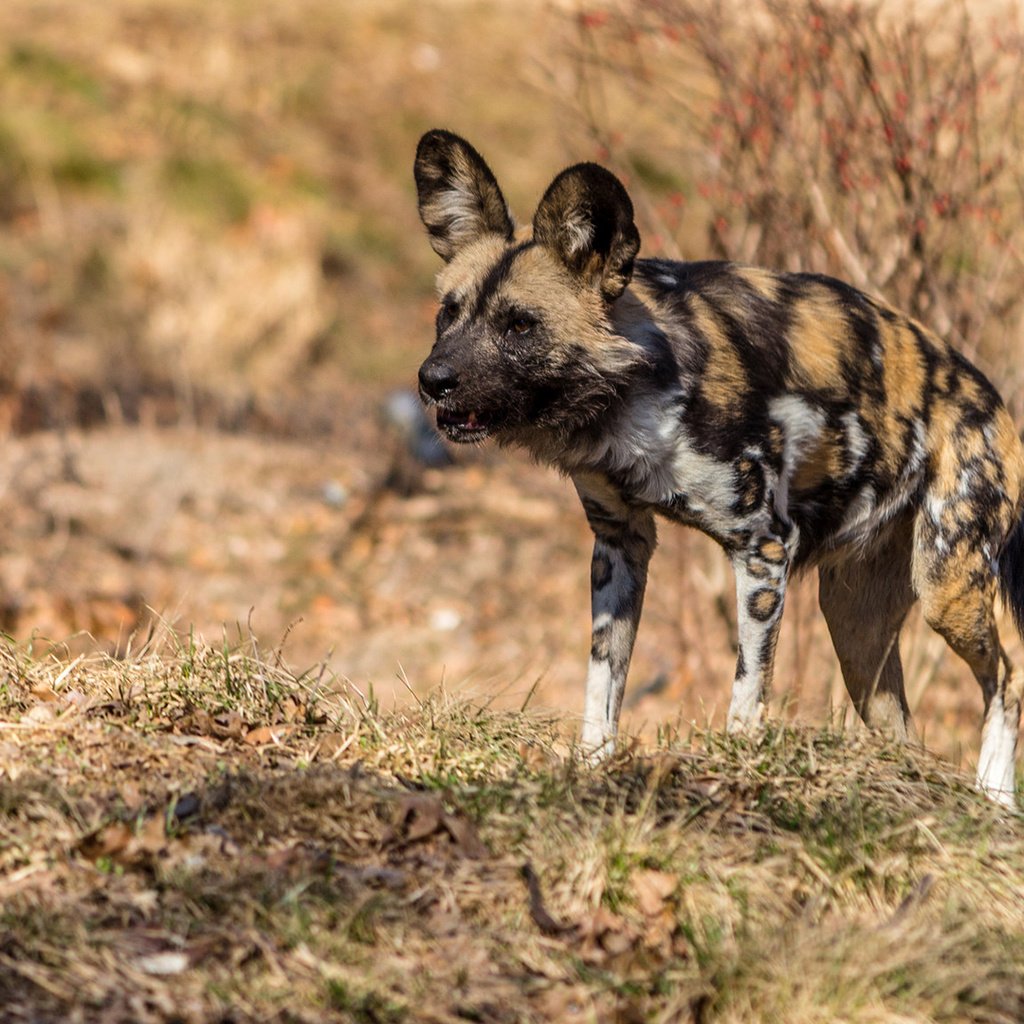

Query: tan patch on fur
left=926, top=403, right=988, bottom=500
left=496, top=246, right=642, bottom=376
left=916, top=567, right=998, bottom=665
left=436, top=234, right=511, bottom=299
left=687, top=294, right=750, bottom=408
left=735, top=266, right=780, bottom=303
left=751, top=589, right=780, bottom=618
left=879, top=318, right=926, bottom=420
left=993, top=407, right=1024, bottom=503
left=735, top=457, right=762, bottom=512
left=858, top=315, right=929, bottom=479
left=504, top=244, right=583, bottom=304
left=787, top=290, right=848, bottom=392
left=574, top=470, right=632, bottom=518
left=757, top=539, right=787, bottom=563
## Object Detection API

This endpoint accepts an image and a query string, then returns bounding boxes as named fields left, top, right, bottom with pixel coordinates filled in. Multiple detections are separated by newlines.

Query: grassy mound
left=1, top=636, right=1022, bottom=1023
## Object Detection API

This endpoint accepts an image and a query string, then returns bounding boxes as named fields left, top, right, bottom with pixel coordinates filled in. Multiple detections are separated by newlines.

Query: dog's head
left=414, top=129, right=644, bottom=444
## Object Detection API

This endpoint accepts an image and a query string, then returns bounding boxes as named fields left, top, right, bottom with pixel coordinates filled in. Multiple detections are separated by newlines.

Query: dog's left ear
left=532, top=163, right=640, bottom=301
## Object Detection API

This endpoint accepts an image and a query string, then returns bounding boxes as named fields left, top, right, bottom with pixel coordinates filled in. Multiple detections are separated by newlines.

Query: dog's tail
left=999, top=509, right=1024, bottom=638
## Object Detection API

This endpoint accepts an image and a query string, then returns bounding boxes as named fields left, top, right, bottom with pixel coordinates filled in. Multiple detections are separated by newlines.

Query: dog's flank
left=414, top=129, right=1024, bottom=806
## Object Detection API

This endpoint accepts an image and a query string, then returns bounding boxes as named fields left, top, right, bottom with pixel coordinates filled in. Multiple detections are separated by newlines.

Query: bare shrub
left=568, top=0, right=1024, bottom=412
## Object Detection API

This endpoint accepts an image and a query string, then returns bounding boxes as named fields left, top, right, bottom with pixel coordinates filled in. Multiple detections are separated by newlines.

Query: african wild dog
left=413, top=128, right=1024, bottom=805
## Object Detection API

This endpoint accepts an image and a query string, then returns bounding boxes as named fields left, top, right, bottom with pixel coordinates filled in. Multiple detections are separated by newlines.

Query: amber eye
left=508, top=315, right=534, bottom=336
left=443, top=299, right=461, bottom=319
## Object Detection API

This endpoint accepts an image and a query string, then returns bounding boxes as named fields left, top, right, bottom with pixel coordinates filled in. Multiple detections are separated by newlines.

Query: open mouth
left=435, top=407, right=493, bottom=442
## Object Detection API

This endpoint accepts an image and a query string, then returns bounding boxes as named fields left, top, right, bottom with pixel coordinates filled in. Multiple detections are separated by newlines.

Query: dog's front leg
left=574, top=479, right=656, bottom=758
left=727, top=527, right=795, bottom=732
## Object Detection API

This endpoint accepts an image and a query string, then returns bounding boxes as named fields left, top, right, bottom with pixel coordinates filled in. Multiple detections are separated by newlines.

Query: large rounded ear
left=532, top=163, right=640, bottom=301
left=414, top=130, right=515, bottom=261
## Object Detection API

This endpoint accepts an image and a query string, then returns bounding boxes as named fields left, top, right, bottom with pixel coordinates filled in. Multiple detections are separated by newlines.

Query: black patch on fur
left=642, top=260, right=799, bottom=461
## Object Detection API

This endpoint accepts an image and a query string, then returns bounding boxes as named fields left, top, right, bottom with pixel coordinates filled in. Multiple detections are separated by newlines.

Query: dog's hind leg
left=914, top=535, right=1020, bottom=805
left=574, top=476, right=657, bottom=757
left=818, top=519, right=917, bottom=739
left=911, top=447, right=1022, bottom=806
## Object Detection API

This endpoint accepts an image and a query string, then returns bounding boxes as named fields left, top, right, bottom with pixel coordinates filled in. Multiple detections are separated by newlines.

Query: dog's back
left=625, top=258, right=1024, bottom=566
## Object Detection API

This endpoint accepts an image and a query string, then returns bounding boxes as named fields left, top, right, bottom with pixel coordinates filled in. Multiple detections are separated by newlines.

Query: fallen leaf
left=120, top=781, right=143, bottom=809
left=22, top=704, right=56, bottom=724
left=316, top=732, right=352, bottom=759
left=78, top=822, right=133, bottom=862
left=533, top=985, right=592, bottom=1020
left=578, top=905, right=641, bottom=964
left=599, top=922, right=633, bottom=957
left=280, top=696, right=305, bottom=723
left=642, top=907, right=679, bottom=959
left=632, top=869, right=677, bottom=917
left=441, top=812, right=489, bottom=859
left=244, top=724, right=291, bottom=746
left=214, top=711, right=246, bottom=740
left=265, top=843, right=305, bottom=871
left=518, top=741, right=559, bottom=771
left=136, top=811, right=169, bottom=855
left=398, top=793, right=443, bottom=842
left=179, top=709, right=214, bottom=736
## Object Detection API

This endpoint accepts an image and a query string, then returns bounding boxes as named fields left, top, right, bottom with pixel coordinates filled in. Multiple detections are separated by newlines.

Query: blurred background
left=0, top=0, right=1022, bottom=764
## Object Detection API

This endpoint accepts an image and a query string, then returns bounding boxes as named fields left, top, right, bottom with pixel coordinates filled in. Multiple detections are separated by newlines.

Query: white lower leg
left=977, top=694, right=1018, bottom=807
left=727, top=674, right=765, bottom=732
left=581, top=657, right=617, bottom=760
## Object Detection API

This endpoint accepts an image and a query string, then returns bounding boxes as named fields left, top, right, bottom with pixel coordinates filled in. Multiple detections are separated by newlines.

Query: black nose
left=418, top=360, right=459, bottom=401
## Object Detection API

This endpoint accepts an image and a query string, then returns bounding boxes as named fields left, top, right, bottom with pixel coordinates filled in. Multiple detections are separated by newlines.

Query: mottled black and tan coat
left=414, top=129, right=1024, bottom=805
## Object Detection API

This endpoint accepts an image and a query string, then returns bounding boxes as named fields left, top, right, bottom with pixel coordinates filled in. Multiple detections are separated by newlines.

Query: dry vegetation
left=3, top=0, right=1024, bottom=1019
left=2, top=637, right=1023, bottom=1023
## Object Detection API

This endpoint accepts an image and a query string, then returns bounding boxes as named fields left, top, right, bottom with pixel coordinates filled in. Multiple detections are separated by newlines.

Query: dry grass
left=1, top=636, right=1023, bottom=1023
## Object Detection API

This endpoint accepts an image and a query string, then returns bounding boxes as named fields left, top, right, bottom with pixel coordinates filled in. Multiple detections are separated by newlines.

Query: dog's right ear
left=532, top=163, right=640, bottom=301
left=414, top=130, right=515, bottom=261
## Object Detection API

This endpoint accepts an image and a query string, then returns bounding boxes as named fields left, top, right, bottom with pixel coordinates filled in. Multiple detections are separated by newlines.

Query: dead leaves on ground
left=175, top=694, right=313, bottom=747
left=384, top=792, right=490, bottom=859
left=520, top=857, right=688, bottom=975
